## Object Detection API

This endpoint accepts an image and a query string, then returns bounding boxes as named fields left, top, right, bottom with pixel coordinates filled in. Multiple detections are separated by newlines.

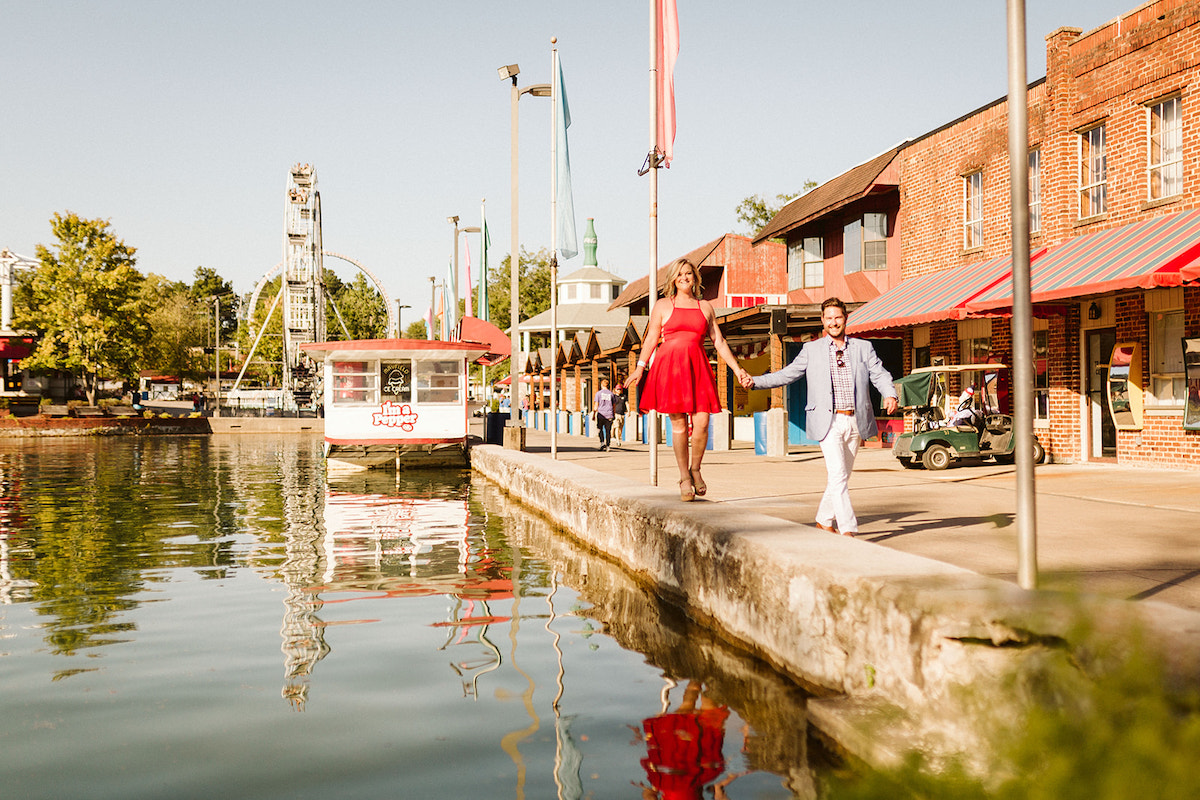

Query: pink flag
left=657, top=0, right=679, bottom=167
left=464, top=237, right=474, bottom=318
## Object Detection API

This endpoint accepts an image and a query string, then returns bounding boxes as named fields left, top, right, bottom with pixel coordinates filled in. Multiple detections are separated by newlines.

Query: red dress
left=639, top=304, right=722, bottom=414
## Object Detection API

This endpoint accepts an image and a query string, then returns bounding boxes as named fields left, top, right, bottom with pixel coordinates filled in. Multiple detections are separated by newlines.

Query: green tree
left=735, top=182, right=818, bottom=236
left=330, top=272, right=388, bottom=340
left=238, top=276, right=284, bottom=385
left=15, top=212, right=147, bottom=403
left=189, top=266, right=237, bottom=340
left=404, top=319, right=427, bottom=339
left=483, top=247, right=552, bottom=333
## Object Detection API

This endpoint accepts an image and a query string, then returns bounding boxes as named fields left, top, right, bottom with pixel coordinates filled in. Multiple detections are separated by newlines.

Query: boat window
left=415, top=360, right=461, bottom=404
left=332, top=360, right=377, bottom=405
left=381, top=361, right=412, bottom=403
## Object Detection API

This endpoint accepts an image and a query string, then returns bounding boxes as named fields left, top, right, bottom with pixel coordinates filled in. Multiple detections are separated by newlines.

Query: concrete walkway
left=487, top=422, right=1200, bottom=613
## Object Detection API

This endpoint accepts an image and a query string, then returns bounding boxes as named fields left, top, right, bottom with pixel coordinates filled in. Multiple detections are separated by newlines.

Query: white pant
left=818, top=413, right=862, bottom=532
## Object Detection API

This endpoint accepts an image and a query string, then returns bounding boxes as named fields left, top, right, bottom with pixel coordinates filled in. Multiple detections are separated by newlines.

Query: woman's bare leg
left=669, top=413, right=692, bottom=490
left=688, top=412, right=710, bottom=494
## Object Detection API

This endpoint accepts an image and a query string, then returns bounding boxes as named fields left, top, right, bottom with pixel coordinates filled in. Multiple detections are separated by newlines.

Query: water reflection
left=0, top=437, right=827, bottom=799
left=283, top=472, right=514, bottom=709
left=481, top=477, right=823, bottom=798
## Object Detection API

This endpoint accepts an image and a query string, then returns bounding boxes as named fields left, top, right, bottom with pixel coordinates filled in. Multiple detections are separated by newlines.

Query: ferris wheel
left=235, top=165, right=396, bottom=407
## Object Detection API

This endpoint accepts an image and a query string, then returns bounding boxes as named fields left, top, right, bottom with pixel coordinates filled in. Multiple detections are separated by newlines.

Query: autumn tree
left=15, top=212, right=147, bottom=403
left=141, top=274, right=207, bottom=383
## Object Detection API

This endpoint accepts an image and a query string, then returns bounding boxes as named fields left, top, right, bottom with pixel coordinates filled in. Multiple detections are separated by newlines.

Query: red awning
left=845, top=254, right=1019, bottom=333
left=0, top=338, right=34, bottom=360
left=458, top=316, right=511, bottom=366
left=495, top=374, right=557, bottom=386
left=967, top=209, right=1200, bottom=313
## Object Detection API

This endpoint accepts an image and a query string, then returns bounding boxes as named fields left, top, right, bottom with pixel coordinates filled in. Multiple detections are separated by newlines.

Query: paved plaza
left=484, top=421, right=1200, bottom=613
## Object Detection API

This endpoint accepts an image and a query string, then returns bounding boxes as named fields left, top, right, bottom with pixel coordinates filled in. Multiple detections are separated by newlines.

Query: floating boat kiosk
left=301, top=338, right=496, bottom=471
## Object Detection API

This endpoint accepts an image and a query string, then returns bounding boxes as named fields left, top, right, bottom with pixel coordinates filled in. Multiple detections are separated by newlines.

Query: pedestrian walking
left=626, top=257, right=750, bottom=501
left=611, top=383, right=628, bottom=448
left=593, top=378, right=616, bottom=451
left=740, top=297, right=898, bottom=535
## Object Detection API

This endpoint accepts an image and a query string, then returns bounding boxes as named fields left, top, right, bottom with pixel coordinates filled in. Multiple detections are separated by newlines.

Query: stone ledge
left=471, top=443, right=1200, bottom=766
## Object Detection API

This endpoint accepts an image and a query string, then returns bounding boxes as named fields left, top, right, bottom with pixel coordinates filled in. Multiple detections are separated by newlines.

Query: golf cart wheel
left=921, top=444, right=952, bottom=471
left=898, top=457, right=922, bottom=470
left=995, top=438, right=1046, bottom=465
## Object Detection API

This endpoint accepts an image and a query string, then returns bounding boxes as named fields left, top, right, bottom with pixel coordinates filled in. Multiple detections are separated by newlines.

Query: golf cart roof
left=906, top=362, right=1008, bottom=375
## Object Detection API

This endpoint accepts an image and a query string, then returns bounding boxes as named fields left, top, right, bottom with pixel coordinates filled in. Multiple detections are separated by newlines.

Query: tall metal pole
left=450, top=216, right=460, bottom=340
left=647, top=0, right=659, bottom=485
left=550, top=43, right=560, bottom=460
left=510, top=76, right=522, bottom=429
left=429, top=276, right=437, bottom=340
left=1007, top=0, right=1038, bottom=589
left=213, top=296, right=221, bottom=418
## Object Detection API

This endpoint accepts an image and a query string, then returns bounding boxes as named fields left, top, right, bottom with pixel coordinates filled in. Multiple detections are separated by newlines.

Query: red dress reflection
left=638, top=681, right=730, bottom=800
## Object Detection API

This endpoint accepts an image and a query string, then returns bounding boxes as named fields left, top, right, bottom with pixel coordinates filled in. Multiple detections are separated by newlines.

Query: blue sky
left=2, top=0, right=1138, bottom=323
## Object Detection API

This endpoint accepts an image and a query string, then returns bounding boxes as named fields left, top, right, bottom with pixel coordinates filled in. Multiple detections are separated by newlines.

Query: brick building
left=765, top=0, right=1200, bottom=468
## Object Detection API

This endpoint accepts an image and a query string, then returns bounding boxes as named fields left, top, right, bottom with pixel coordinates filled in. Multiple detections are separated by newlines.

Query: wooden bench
left=108, top=405, right=140, bottom=417
left=74, top=406, right=106, bottom=418
left=40, top=404, right=70, bottom=417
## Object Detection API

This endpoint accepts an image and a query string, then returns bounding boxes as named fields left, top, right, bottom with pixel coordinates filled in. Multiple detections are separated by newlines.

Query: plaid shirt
left=829, top=338, right=855, bottom=411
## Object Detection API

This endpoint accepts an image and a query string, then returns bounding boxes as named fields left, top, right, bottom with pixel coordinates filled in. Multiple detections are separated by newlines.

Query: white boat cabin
left=300, top=338, right=490, bottom=470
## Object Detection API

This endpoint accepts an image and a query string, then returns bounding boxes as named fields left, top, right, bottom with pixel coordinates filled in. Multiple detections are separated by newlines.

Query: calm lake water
left=0, top=436, right=837, bottom=799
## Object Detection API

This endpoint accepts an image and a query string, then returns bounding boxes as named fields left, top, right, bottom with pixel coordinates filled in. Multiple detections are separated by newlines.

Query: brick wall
left=890, top=0, right=1200, bottom=467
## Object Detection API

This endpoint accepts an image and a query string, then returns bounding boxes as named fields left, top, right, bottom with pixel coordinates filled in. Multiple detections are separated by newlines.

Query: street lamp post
left=395, top=302, right=411, bottom=337
left=498, top=63, right=551, bottom=433
left=449, top=216, right=481, bottom=321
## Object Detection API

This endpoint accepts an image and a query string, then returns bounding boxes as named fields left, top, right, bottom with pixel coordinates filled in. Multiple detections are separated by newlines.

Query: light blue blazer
left=753, top=337, right=897, bottom=441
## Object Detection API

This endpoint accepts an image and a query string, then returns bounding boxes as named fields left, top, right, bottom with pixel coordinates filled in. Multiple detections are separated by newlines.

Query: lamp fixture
left=1087, top=301, right=1101, bottom=320
left=497, top=64, right=520, bottom=82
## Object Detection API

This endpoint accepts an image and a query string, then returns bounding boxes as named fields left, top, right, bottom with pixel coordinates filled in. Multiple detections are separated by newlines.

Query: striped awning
left=845, top=254, right=1015, bottom=333
left=966, top=208, right=1200, bottom=313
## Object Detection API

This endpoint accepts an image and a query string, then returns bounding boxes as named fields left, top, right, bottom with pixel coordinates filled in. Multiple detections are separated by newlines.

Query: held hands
left=736, top=368, right=755, bottom=389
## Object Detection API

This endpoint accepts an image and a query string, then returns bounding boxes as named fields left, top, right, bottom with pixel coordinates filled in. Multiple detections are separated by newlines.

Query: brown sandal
left=678, top=479, right=695, bottom=502
left=690, top=468, right=707, bottom=496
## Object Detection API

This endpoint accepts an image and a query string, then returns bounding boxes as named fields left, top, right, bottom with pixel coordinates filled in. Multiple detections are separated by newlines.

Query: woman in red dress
left=625, top=258, right=750, bottom=501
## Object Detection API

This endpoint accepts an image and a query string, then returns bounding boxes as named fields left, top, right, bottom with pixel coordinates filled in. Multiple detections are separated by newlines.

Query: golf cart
left=891, top=363, right=1045, bottom=470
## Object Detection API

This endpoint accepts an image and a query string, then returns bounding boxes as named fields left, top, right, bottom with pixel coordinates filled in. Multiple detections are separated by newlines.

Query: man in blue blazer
left=740, top=297, right=898, bottom=536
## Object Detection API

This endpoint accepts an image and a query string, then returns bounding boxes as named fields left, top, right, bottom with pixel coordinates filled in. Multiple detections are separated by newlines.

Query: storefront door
left=1086, top=329, right=1116, bottom=458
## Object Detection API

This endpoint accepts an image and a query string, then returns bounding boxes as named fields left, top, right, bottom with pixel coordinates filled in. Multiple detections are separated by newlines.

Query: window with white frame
left=843, top=214, right=886, bottom=274
left=1028, top=149, right=1042, bottom=234
left=843, top=218, right=861, bottom=274
left=863, top=214, right=887, bottom=270
left=803, top=237, right=824, bottom=286
left=332, top=360, right=377, bottom=405
left=963, top=172, right=983, bottom=248
left=787, top=240, right=803, bottom=291
left=1079, top=124, right=1107, bottom=218
left=1148, top=96, right=1182, bottom=200
left=1033, top=325, right=1049, bottom=421
left=415, top=359, right=462, bottom=404
left=1150, top=310, right=1185, bottom=406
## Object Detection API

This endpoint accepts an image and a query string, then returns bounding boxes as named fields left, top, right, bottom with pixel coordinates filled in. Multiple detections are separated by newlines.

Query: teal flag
left=554, top=57, right=578, bottom=260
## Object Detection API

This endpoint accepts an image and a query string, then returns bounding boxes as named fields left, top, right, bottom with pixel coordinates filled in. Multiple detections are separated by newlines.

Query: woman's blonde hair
left=664, top=258, right=702, bottom=298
